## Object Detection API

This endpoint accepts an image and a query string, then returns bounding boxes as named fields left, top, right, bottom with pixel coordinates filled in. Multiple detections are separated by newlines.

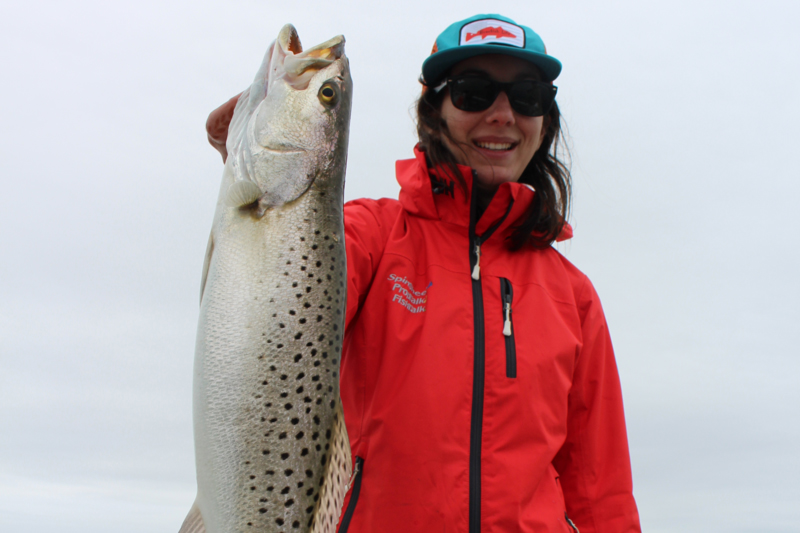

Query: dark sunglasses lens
left=449, top=78, right=496, bottom=112
left=508, top=82, right=557, bottom=117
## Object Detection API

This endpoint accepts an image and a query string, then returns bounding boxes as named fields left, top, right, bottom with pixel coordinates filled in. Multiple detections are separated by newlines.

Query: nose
left=484, top=90, right=515, bottom=125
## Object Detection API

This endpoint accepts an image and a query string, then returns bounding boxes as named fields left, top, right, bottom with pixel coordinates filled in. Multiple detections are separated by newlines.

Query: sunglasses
left=434, top=75, right=558, bottom=117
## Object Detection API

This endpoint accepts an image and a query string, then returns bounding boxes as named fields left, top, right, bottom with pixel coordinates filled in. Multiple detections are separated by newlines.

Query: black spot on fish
left=270, top=365, right=277, bottom=371
left=281, top=452, right=289, bottom=460
left=259, top=508, right=267, bottom=514
left=294, top=332, right=303, bottom=340
left=297, top=372, right=305, bottom=380
left=316, top=261, right=322, bottom=267
left=313, top=415, right=320, bottom=425
left=280, top=392, right=288, bottom=398
left=279, top=432, right=287, bottom=439
left=285, top=499, right=294, bottom=508
left=303, top=302, right=311, bottom=308
left=291, top=418, right=299, bottom=425
left=312, top=244, right=318, bottom=250
left=316, top=315, right=323, bottom=323
left=285, top=469, right=294, bottom=476
left=314, top=361, right=320, bottom=367
left=299, top=318, right=306, bottom=324
left=266, top=470, right=275, bottom=475
left=281, top=374, right=288, bottom=380
left=318, top=334, right=325, bottom=341
left=296, top=431, right=304, bottom=439
left=293, top=520, right=301, bottom=528
left=281, top=486, right=290, bottom=494
left=306, top=487, right=315, bottom=496
left=284, top=403, right=293, bottom=410
left=262, top=450, right=270, bottom=455
left=294, top=354, right=302, bottom=362
left=312, top=432, right=319, bottom=440
left=267, top=486, right=274, bottom=491
left=301, top=448, right=309, bottom=456
left=276, top=518, right=284, bottom=526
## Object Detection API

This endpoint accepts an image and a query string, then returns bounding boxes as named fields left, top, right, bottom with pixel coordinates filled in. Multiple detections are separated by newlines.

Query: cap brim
left=422, top=45, right=562, bottom=85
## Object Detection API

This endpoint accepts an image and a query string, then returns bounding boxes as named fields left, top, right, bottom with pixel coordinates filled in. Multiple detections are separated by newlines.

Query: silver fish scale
left=194, top=186, right=348, bottom=532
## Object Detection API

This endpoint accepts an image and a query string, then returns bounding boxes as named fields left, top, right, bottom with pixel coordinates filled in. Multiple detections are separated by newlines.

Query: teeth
left=475, top=141, right=513, bottom=151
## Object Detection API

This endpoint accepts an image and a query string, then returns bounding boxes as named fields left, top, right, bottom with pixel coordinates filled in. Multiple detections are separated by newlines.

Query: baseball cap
left=421, top=14, right=562, bottom=85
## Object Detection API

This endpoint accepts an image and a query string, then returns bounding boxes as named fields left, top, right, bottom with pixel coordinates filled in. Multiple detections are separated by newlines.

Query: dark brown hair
left=415, top=84, right=571, bottom=249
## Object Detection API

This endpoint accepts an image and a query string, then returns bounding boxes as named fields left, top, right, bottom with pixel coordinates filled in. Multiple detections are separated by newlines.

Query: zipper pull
left=471, top=243, right=481, bottom=280
left=503, top=302, right=512, bottom=336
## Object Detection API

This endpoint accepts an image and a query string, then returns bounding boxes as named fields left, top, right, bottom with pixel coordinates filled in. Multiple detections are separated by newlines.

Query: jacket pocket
left=564, top=513, right=580, bottom=533
left=555, top=475, right=580, bottom=533
left=499, top=277, right=516, bottom=378
left=338, top=456, right=364, bottom=533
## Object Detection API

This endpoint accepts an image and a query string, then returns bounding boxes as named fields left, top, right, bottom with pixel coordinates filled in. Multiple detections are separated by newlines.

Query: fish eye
left=318, top=83, right=338, bottom=106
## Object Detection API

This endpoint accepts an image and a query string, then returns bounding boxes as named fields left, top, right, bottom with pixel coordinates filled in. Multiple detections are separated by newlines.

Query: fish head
left=224, top=24, right=352, bottom=210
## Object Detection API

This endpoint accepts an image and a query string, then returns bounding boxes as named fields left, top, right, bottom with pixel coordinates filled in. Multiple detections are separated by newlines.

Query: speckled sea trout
left=179, top=24, right=353, bottom=533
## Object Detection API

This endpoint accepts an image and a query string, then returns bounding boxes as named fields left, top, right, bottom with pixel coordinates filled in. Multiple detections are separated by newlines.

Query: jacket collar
left=396, top=146, right=572, bottom=241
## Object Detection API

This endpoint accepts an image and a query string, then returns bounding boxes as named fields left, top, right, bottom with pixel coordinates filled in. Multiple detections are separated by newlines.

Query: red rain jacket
left=338, top=148, right=641, bottom=533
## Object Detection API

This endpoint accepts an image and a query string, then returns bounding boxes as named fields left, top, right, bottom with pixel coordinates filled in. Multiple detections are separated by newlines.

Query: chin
left=475, top=168, right=517, bottom=188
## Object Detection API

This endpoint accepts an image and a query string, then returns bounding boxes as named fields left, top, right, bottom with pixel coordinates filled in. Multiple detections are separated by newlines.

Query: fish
left=465, top=26, right=518, bottom=41
left=179, top=23, right=353, bottom=533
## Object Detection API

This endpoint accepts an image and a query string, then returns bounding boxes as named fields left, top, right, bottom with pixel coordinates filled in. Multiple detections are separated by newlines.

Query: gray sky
left=1, top=1, right=798, bottom=532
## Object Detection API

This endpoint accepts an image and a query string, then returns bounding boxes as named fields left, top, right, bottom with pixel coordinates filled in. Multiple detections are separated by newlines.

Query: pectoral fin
left=178, top=501, right=206, bottom=533
left=225, top=180, right=263, bottom=208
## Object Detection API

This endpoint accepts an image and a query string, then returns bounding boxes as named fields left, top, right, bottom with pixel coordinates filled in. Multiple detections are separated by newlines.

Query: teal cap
left=421, top=14, right=562, bottom=85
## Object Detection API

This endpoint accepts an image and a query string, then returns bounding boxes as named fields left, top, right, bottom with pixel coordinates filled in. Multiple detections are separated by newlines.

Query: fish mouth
left=272, top=25, right=346, bottom=90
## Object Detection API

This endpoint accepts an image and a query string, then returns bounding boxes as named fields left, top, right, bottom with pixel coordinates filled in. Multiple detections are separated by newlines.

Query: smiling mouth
left=474, top=141, right=516, bottom=151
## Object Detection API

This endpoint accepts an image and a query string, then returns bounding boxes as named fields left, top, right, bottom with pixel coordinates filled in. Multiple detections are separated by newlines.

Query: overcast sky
left=1, top=1, right=798, bottom=532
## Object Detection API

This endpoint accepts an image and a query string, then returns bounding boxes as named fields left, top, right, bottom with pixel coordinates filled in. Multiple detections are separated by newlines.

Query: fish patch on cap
left=459, top=18, right=525, bottom=48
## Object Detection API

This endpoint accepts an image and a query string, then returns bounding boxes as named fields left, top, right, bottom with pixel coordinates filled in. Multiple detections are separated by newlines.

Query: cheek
left=440, top=98, right=474, bottom=143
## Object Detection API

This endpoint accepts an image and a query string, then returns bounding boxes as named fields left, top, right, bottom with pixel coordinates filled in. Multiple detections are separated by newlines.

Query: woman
left=208, top=14, right=641, bottom=533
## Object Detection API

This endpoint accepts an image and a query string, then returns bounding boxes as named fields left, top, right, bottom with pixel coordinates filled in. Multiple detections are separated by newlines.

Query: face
left=440, top=54, right=548, bottom=188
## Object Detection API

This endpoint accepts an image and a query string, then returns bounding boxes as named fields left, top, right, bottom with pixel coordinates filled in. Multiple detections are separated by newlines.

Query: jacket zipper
left=565, top=512, right=580, bottom=533
left=499, top=278, right=516, bottom=378
left=468, top=175, right=514, bottom=533
left=338, top=456, right=364, bottom=533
